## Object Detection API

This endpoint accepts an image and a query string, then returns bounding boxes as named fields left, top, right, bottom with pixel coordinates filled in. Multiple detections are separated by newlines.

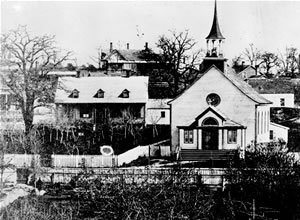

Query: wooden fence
left=51, top=155, right=118, bottom=168
left=3, top=154, right=40, bottom=168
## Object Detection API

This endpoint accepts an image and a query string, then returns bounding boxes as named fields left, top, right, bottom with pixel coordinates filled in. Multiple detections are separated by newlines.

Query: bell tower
left=200, top=0, right=227, bottom=73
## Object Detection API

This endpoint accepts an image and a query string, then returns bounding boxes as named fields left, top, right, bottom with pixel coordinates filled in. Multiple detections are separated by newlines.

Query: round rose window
left=206, top=93, right=221, bottom=106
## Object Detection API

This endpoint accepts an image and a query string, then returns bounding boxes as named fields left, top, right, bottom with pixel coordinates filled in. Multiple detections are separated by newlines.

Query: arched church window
left=202, top=117, right=219, bottom=126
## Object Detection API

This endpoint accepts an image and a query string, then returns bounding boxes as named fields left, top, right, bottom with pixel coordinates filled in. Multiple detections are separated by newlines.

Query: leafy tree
left=156, top=30, right=203, bottom=96
left=226, top=143, right=300, bottom=219
left=66, top=63, right=76, bottom=71
left=259, top=51, right=281, bottom=78
left=0, top=26, right=71, bottom=135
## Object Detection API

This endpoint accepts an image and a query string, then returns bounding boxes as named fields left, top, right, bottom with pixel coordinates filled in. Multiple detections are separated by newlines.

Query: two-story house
left=55, top=76, right=149, bottom=126
left=99, top=42, right=161, bottom=77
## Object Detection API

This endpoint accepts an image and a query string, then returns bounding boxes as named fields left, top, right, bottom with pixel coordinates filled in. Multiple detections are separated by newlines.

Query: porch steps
left=180, top=149, right=236, bottom=162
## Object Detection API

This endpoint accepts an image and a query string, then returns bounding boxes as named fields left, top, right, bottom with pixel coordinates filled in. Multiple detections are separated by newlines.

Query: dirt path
left=0, top=184, right=34, bottom=209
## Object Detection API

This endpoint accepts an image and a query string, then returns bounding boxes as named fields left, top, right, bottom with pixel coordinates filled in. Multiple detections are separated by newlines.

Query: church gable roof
left=224, top=66, right=272, bottom=104
left=169, top=65, right=272, bottom=105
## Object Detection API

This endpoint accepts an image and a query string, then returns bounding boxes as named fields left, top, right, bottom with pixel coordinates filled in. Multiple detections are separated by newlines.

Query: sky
left=1, top=0, right=300, bottom=65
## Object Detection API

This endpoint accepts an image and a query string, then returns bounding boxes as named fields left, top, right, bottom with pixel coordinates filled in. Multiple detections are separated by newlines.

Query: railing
left=37, top=167, right=226, bottom=186
left=117, top=140, right=171, bottom=166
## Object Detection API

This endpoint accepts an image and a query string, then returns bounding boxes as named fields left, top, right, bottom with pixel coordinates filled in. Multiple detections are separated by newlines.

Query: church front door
left=202, top=128, right=218, bottom=150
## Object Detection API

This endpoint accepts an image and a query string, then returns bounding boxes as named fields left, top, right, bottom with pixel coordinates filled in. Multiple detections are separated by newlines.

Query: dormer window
left=119, top=89, right=130, bottom=98
left=69, top=89, right=79, bottom=98
left=94, top=89, right=105, bottom=98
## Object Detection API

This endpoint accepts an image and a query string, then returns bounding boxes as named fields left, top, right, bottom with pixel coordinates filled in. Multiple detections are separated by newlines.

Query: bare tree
left=90, top=47, right=106, bottom=70
left=156, top=31, right=203, bottom=96
left=0, top=26, right=72, bottom=135
left=259, top=51, right=281, bottom=78
left=243, top=43, right=262, bottom=74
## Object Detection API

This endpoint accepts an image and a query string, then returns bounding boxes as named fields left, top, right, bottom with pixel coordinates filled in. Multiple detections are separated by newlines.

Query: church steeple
left=200, top=0, right=227, bottom=73
left=206, top=0, right=225, bottom=40
left=205, top=0, right=225, bottom=58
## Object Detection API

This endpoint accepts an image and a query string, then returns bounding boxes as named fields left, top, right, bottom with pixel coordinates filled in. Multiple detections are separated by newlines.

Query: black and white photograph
left=1, top=0, right=300, bottom=219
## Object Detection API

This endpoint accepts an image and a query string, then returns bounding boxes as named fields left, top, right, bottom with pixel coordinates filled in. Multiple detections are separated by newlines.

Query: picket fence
left=3, top=154, right=40, bottom=168
left=51, top=155, right=118, bottom=168
left=2, top=145, right=171, bottom=168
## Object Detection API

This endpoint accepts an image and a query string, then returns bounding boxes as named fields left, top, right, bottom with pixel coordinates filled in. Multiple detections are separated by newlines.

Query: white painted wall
left=270, top=122, right=289, bottom=143
left=146, top=109, right=170, bottom=125
left=170, top=67, right=261, bottom=151
left=261, top=94, right=294, bottom=108
left=256, top=105, right=271, bottom=143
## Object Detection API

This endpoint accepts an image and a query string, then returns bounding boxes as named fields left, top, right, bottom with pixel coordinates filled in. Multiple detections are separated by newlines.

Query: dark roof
left=225, top=67, right=271, bottom=104
left=105, top=49, right=160, bottom=62
left=116, top=49, right=143, bottom=61
left=206, top=0, right=225, bottom=40
left=248, top=79, right=295, bottom=94
left=232, top=64, right=252, bottom=74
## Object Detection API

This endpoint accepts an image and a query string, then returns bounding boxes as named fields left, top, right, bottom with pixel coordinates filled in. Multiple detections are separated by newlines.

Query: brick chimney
left=110, top=42, right=113, bottom=52
left=127, top=43, right=130, bottom=50
left=144, top=42, right=148, bottom=50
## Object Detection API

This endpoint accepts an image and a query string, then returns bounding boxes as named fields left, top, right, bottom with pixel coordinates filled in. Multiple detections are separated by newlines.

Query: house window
left=228, top=129, right=237, bottom=144
left=161, top=111, right=165, bottom=118
left=280, top=98, right=285, bottom=107
left=94, top=89, right=105, bottom=98
left=270, top=130, right=274, bottom=140
left=184, top=130, right=193, bottom=144
left=119, top=89, right=130, bottom=98
left=69, top=89, right=79, bottom=98
left=80, top=105, right=91, bottom=118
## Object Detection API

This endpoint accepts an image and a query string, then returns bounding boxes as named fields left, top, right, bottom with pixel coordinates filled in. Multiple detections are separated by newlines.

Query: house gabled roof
left=270, top=122, right=289, bottom=130
left=232, top=64, right=255, bottom=74
left=105, top=49, right=160, bottom=63
left=55, top=76, right=148, bottom=104
left=169, top=65, right=272, bottom=105
left=147, top=99, right=172, bottom=109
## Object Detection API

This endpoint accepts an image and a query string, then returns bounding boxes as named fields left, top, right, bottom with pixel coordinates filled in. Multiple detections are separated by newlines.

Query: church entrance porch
left=176, top=106, right=246, bottom=161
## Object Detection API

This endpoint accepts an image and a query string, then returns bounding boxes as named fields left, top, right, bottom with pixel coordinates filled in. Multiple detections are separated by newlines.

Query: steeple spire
left=200, top=0, right=227, bottom=73
left=206, top=0, right=225, bottom=40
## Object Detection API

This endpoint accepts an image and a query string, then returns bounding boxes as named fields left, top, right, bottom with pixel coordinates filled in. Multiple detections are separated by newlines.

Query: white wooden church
left=169, top=1, right=286, bottom=161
